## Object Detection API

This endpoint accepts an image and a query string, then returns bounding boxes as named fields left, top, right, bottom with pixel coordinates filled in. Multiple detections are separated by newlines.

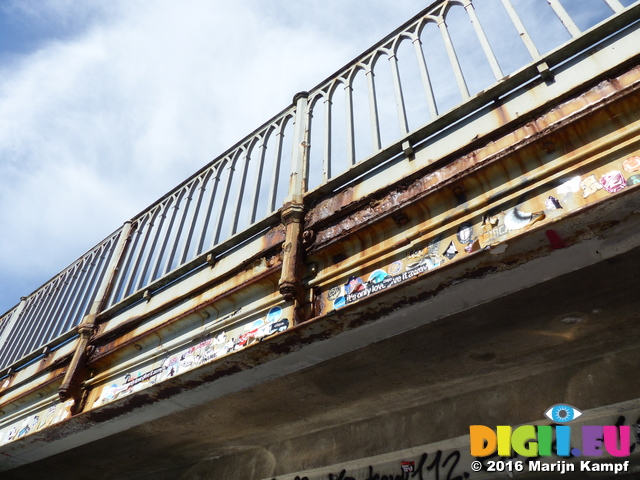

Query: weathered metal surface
left=1, top=196, right=640, bottom=476
left=2, top=3, right=640, bottom=476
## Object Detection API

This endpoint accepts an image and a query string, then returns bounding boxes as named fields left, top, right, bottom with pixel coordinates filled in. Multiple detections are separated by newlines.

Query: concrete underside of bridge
left=2, top=186, right=640, bottom=479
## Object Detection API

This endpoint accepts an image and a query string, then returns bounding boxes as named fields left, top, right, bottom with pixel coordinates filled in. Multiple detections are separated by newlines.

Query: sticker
left=580, top=175, right=603, bottom=198
left=4, top=427, right=17, bottom=443
left=388, top=260, right=403, bottom=275
left=457, top=222, right=474, bottom=244
left=333, top=296, right=346, bottom=309
left=345, top=276, right=364, bottom=295
left=599, top=171, right=627, bottom=193
left=545, top=196, right=562, bottom=210
left=269, top=318, right=289, bottom=334
left=504, top=207, right=533, bottom=231
left=465, top=238, right=481, bottom=253
left=368, top=269, right=389, bottom=284
left=406, top=256, right=427, bottom=270
left=628, top=175, right=640, bottom=186
left=401, top=461, right=415, bottom=473
left=623, top=155, right=640, bottom=172
left=266, top=306, right=283, bottom=323
left=427, top=234, right=443, bottom=256
left=327, top=286, right=341, bottom=301
left=443, top=241, right=458, bottom=260
left=557, top=176, right=581, bottom=195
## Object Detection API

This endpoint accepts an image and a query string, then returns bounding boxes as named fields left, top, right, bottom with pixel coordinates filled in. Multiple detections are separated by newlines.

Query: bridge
left=2, top=1, right=640, bottom=478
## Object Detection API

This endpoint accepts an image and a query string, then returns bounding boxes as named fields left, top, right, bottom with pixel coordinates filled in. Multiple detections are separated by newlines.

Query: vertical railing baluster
left=159, top=192, right=186, bottom=276
left=165, top=183, right=197, bottom=274
left=344, top=82, right=357, bottom=165
left=500, top=0, right=541, bottom=60
left=438, top=18, right=470, bottom=100
left=603, top=0, right=625, bottom=13
left=151, top=196, right=180, bottom=281
left=120, top=216, right=149, bottom=296
left=412, top=37, right=439, bottom=119
left=267, top=125, right=285, bottom=214
left=180, top=177, right=208, bottom=265
left=366, top=65, right=382, bottom=151
left=124, top=214, right=154, bottom=295
left=230, top=149, right=251, bottom=235
left=464, top=1, right=504, bottom=81
left=211, top=158, right=236, bottom=246
left=304, top=108, right=313, bottom=189
left=25, top=283, right=61, bottom=355
left=2, top=294, right=42, bottom=367
left=91, top=223, right=132, bottom=314
left=30, top=277, right=72, bottom=353
left=546, top=0, right=581, bottom=37
left=61, top=262, right=95, bottom=334
left=136, top=207, right=164, bottom=291
left=249, top=137, right=268, bottom=224
left=196, top=169, right=220, bottom=255
left=389, top=52, right=410, bottom=135
left=323, top=95, right=332, bottom=180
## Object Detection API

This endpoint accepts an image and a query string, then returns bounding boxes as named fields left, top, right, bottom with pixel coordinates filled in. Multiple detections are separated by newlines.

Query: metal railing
left=0, top=0, right=636, bottom=373
left=0, top=231, right=121, bottom=370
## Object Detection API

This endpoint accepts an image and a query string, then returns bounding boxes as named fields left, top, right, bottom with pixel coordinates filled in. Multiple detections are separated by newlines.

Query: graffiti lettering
left=270, top=450, right=467, bottom=480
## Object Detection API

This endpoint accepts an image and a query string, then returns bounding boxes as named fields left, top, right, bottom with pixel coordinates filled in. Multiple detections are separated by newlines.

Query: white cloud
left=0, top=0, right=423, bottom=312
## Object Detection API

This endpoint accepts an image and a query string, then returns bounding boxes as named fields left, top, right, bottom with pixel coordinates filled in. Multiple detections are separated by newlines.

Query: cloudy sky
left=0, top=0, right=431, bottom=314
left=0, top=0, right=630, bottom=315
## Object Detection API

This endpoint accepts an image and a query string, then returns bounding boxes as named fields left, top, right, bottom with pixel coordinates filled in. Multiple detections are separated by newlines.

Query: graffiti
left=271, top=450, right=468, bottom=480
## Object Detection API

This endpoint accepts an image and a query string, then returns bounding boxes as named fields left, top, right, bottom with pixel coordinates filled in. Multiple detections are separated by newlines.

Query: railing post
left=58, top=221, right=132, bottom=406
left=279, top=92, right=310, bottom=321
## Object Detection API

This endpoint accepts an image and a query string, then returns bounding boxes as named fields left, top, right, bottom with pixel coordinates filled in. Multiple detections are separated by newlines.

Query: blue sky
left=0, top=0, right=426, bottom=314
left=0, top=0, right=632, bottom=315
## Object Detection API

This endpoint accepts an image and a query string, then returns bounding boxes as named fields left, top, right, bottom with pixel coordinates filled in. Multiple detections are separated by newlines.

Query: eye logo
left=544, top=404, right=582, bottom=423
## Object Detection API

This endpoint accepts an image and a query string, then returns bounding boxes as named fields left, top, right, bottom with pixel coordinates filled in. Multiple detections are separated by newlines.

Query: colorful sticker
left=628, top=175, right=640, bottom=186
left=368, top=269, right=389, bottom=284
left=333, top=296, right=346, bottom=309
left=580, top=175, right=603, bottom=198
left=266, top=306, right=283, bottom=323
left=600, top=171, right=627, bottom=193
left=623, top=155, right=640, bottom=172
left=92, top=306, right=289, bottom=407
left=388, top=260, right=403, bottom=275
left=345, top=276, right=365, bottom=295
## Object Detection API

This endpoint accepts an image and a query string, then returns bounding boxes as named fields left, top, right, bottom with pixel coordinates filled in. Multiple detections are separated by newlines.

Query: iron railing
left=0, top=0, right=637, bottom=372
left=0, top=231, right=121, bottom=370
